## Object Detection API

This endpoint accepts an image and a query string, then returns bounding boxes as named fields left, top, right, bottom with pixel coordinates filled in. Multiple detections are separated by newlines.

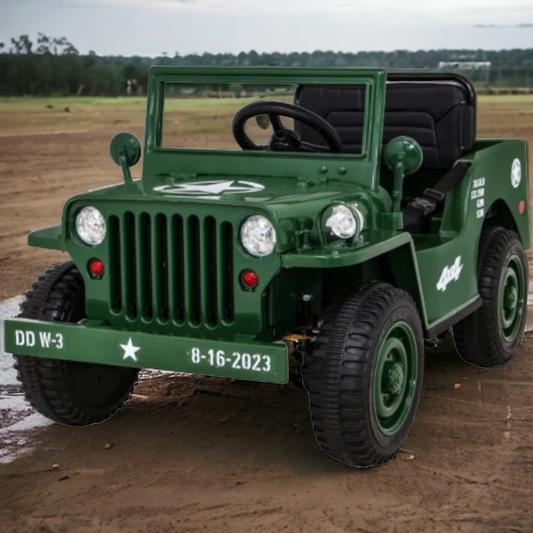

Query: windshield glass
left=162, top=81, right=367, bottom=155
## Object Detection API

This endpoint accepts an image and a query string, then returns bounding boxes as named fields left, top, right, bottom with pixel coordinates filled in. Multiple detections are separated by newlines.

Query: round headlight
left=76, top=206, right=106, bottom=246
left=324, top=205, right=358, bottom=239
left=240, top=215, right=277, bottom=257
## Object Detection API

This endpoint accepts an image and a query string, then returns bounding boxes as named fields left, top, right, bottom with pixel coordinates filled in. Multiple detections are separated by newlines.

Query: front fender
left=28, top=225, right=66, bottom=251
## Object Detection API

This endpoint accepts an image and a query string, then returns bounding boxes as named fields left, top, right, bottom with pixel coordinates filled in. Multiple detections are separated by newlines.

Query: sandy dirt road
left=1, top=96, right=533, bottom=532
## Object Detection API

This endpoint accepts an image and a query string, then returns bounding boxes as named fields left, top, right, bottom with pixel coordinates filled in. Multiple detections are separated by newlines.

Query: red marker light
left=242, top=270, right=259, bottom=288
left=519, top=200, right=526, bottom=215
left=89, top=258, right=105, bottom=277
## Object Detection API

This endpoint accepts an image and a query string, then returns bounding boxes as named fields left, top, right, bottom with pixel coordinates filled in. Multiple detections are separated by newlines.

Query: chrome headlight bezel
left=322, top=203, right=364, bottom=243
left=75, top=206, right=106, bottom=246
left=240, top=215, right=277, bottom=258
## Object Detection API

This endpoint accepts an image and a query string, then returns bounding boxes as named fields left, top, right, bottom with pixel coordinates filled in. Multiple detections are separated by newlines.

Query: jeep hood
left=68, top=175, right=386, bottom=221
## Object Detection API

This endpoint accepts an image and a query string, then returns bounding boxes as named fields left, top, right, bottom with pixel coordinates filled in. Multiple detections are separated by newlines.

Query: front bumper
left=4, top=318, right=289, bottom=384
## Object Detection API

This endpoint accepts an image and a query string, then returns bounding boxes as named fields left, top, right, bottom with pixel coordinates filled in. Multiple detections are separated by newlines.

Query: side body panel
left=416, top=139, right=529, bottom=328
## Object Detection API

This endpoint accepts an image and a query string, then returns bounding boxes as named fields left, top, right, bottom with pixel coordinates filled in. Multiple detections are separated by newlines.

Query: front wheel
left=15, top=262, right=139, bottom=426
left=302, top=283, right=424, bottom=467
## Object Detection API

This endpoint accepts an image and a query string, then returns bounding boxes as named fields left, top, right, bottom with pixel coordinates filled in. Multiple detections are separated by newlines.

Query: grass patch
left=478, top=94, right=533, bottom=105
left=0, top=96, right=147, bottom=112
left=1, top=93, right=531, bottom=109
left=184, top=125, right=220, bottom=134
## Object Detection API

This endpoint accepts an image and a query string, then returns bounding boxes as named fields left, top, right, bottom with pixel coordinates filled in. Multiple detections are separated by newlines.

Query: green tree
left=10, top=35, right=32, bottom=54
left=36, top=33, right=78, bottom=55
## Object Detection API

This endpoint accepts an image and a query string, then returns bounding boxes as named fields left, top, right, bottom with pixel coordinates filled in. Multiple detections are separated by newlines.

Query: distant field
left=476, top=95, right=533, bottom=167
left=2, top=93, right=532, bottom=109
left=479, top=94, right=533, bottom=104
left=0, top=96, right=147, bottom=108
left=0, top=97, right=147, bottom=138
left=1, top=95, right=532, bottom=152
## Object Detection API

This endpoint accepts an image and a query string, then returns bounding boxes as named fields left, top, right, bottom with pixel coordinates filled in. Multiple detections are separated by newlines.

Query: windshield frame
left=143, top=67, right=386, bottom=189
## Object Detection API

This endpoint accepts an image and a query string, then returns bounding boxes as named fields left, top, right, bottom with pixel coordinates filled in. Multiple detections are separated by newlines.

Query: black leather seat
left=294, top=73, right=477, bottom=169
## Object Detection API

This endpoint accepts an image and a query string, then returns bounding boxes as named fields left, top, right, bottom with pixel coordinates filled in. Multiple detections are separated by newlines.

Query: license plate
left=4, top=318, right=289, bottom=383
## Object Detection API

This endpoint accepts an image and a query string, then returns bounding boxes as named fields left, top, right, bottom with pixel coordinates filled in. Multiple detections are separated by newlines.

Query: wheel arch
left=484, top=198, right=530, bottom=249
left=319, top=241, right=430, bottom=335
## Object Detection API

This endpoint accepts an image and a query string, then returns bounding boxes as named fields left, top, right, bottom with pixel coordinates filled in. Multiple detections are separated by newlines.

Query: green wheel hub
left=498, top=254, right=526, bottom=343
left=373, top=321, right=418, bottom=436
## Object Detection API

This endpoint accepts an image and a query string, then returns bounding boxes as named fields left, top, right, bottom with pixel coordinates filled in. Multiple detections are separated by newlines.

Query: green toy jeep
left=5, top=67, right=529, bottom=467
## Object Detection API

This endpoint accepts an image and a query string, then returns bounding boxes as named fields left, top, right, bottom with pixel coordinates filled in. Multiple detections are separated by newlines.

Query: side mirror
left=110, top=132, right=141, bottom=184
left=384, top=136, right=423, bottom=177
left=384, top=136, right=423, bottom=213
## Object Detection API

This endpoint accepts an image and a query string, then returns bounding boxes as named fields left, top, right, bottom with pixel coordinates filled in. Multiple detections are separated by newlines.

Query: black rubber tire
left=453, top=227, right=528, bottom=368
left=14, top=262, right=139, bottom=426
left=302, top=282, right=424, bottom=468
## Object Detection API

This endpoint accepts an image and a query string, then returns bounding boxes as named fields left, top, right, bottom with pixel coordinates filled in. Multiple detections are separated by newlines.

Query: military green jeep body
left=5, top=67, right=529, bottom=467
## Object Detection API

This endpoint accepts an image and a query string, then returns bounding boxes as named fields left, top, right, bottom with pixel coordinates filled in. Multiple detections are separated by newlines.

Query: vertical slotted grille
left=187, top=215, right=202, bottom=325
left=205, top=216, right=217, bottom=326
left=220, top=221, right=235, bottom=323
left=108, top=211, right=234, bottom=328
left=109, top=216, right=122, bottom=313
left=124, top=211, right=137, bottom=318
left=138, top=212, right=152, bottom=320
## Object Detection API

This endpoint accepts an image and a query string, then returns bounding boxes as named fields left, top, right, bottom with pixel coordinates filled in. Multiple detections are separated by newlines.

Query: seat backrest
left=294, top=73, right=477, bottom=169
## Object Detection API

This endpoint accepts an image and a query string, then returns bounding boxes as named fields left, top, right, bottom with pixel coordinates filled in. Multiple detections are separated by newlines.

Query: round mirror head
left=110, top=132, right=141, bottom=168
left=384, top=136, right=423, bottom=176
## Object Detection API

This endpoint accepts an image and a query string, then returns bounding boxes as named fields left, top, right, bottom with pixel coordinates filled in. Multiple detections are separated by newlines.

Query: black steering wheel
left=231, top=101, right=342, bottom=153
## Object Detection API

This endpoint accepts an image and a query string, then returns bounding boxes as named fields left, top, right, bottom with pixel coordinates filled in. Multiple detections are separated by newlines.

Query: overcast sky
left=1, top=0, right=532, bottom=56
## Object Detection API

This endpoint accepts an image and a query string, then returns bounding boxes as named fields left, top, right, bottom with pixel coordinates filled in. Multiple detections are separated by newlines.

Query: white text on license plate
left=191, top=348, right=271, bottom=372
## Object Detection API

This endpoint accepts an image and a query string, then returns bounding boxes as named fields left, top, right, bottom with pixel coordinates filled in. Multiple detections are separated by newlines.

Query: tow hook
left=283, top=333, right=316, bottom=387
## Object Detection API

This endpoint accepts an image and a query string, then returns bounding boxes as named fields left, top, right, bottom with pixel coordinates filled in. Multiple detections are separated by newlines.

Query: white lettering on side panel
left=471, top=177, right=486, bottom=219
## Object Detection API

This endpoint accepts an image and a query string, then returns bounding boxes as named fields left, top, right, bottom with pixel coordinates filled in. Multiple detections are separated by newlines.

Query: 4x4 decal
left=436, top=256, right=464, bottom=292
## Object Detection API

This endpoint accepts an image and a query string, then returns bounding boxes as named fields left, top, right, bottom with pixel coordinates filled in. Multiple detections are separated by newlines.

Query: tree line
left=0, top=34, right=532, bottom=97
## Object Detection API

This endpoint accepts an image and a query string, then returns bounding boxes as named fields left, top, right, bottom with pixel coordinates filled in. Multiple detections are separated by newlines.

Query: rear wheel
left=453, top=227, right=528, bottom=368
left=302, top=282, right=424, bottom=467
left=15, top=262, right=139, bottom=426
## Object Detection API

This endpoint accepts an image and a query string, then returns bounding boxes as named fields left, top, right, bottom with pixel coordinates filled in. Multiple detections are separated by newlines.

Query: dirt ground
left=1, top=95, right=533, bottom=532
left=1, top=337, right=533, bottom=533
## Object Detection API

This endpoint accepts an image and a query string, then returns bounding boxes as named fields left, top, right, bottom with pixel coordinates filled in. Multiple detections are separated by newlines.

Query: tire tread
left=302, top=282, right=423, bottom=467
left=453, top=227, right=528, bottom=368
left=14, top=262, right=137, bottom=426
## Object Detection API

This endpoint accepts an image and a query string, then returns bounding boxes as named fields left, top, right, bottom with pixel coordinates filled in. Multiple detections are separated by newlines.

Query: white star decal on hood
left=153, top=180, right=265, bottom=196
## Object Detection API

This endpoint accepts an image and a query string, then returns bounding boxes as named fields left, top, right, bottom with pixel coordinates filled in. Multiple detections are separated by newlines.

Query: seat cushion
left=295, top=86, right=367, bottom=154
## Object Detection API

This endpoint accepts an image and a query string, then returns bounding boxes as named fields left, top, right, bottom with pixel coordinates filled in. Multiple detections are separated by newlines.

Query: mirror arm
left=384, top=136, right=423, bottom=221
left=120, top=153, right=133, bottom=184
left=392, top=158, right=406, bottom=213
